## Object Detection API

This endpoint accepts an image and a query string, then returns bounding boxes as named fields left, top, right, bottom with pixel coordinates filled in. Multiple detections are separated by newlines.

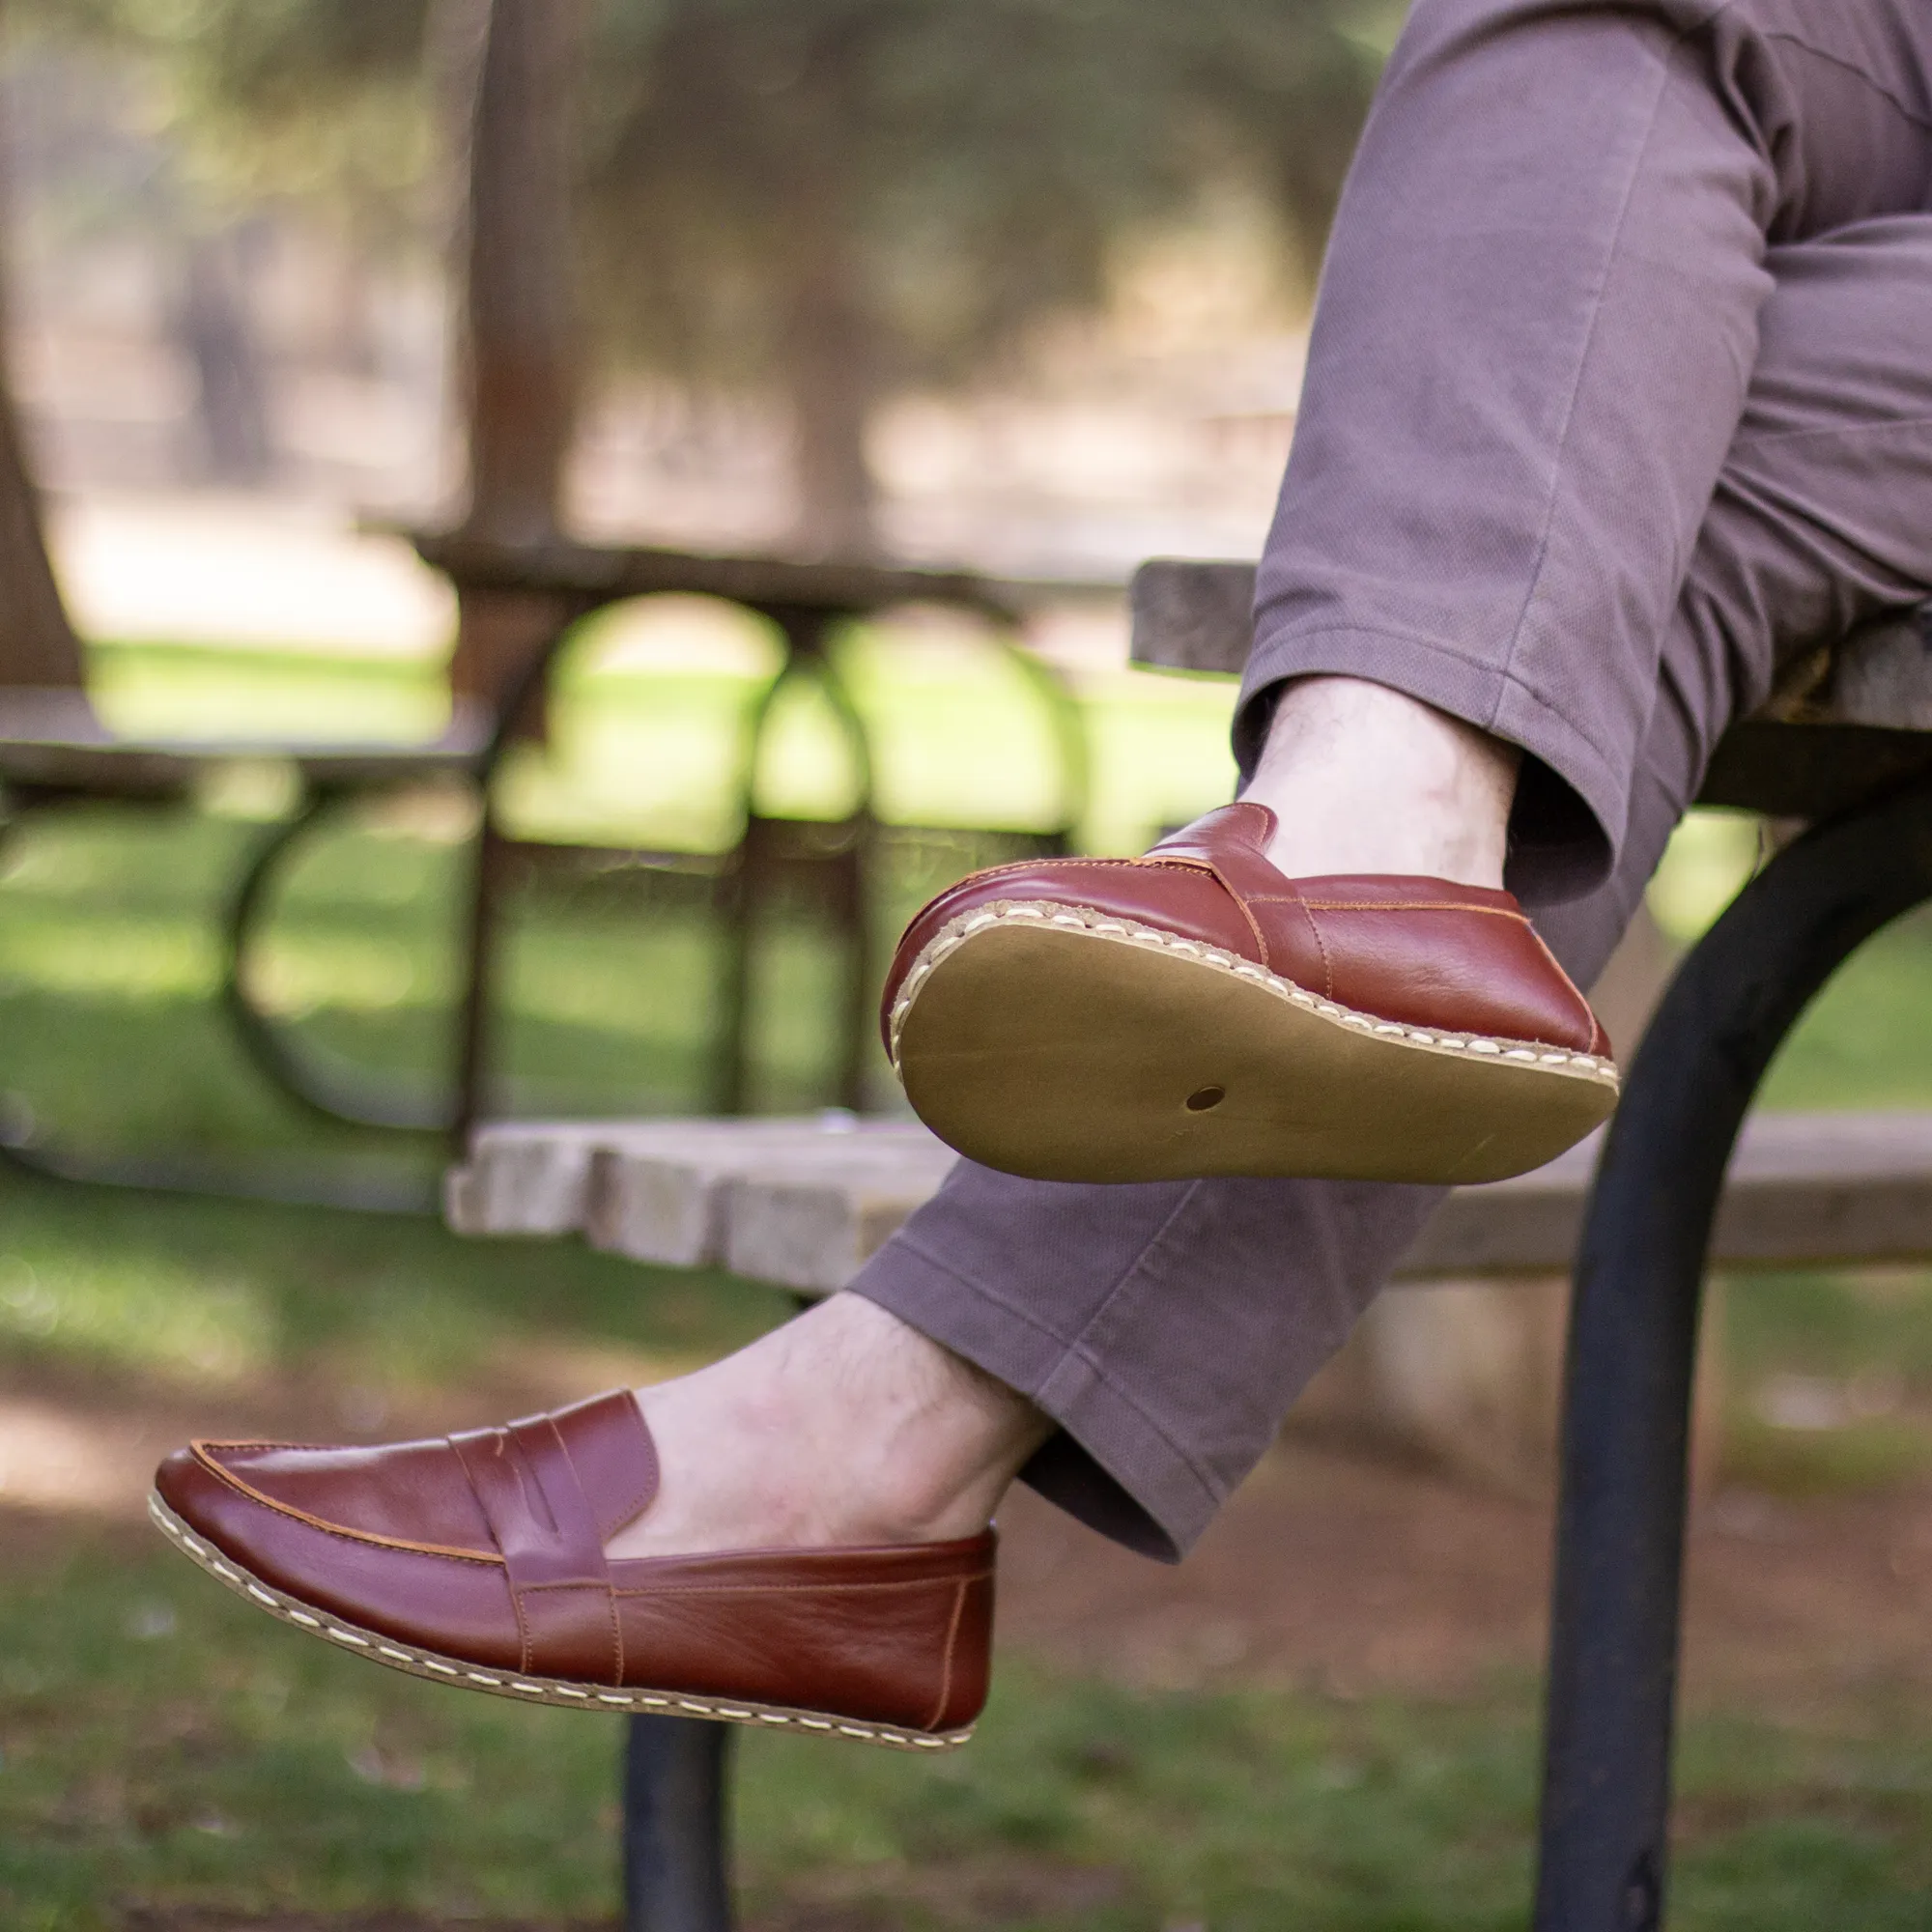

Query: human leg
left=1246, top=0, right=1932, bottom=903
left=611, top=208, right=1932, bottom=1576
left=882, top=0, right=1932, bottom=1193
left=152, top=11, right=1932, bottom=1740
left=856, top=209, right=1932, bottom=1563
left=1242, top=676, right=1519, bottom=888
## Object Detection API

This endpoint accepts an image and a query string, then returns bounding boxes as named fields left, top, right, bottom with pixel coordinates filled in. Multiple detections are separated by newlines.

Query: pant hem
left=847, top=1234, right=1224, bottom=1563
left=1236, top=621, right=1625, bottom=903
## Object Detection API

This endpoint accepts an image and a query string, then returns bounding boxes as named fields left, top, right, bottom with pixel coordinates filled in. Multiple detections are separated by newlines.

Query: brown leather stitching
left=1148, top=852, right=1272, bottom=965
left=509, top=1572, right=533, bottom=1673
left=187, top=1445, right=502, bottom=1565
left=1221, top=865, right=1275, bottom=968
left=609, top=1571, right=994, bottom=1598
left=1289, top=899, right=1530, bottom=919
left=513, top=1579, right=625, bottom=1685
left=947, top=856, right=1146, bottom=888
left=1292, top=895, right=1333, bottom=999
left=1520, top=920, right=1608, bottom=1056
left=926, top=1578, right=971, bottom=1733
left=192, top=1439, right=337, bottom=1453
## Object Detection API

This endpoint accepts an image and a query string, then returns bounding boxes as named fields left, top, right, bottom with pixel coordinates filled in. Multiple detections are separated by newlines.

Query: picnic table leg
left=1533, top=783, right=1932, bottom=1931
left=622, top=1714, right=735, bottom=1931
left=224, top=784, right=457, bottom=1133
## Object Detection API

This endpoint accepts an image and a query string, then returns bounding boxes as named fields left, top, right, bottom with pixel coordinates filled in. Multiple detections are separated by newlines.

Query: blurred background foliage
left=12, top=0, right=1396, bottom=548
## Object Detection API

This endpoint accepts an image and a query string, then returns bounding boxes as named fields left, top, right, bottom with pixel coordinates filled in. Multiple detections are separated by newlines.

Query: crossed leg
left=156, top=0, right=1932, bottom=1735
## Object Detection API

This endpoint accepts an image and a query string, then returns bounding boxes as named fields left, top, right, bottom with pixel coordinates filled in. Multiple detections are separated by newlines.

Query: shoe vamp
left=612, top=1571, right=965, bottom=1730
left=1296, top=901, right=1595, bottom=1049
left=201, top=1438, right=497, bottom=1553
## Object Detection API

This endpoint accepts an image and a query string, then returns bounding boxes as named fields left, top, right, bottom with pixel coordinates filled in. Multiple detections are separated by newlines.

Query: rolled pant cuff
left=1235, top=622, right=1624, bottom=905
left=847, top=1234, right=1222, bottom=1564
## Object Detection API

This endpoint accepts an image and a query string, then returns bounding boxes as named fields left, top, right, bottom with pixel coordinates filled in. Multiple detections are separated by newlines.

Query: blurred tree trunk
left=435, top=0, right=586, bottom=706
left=779, top=51, right=880, bottom=562
left=0, top=385, right=81, bottom=693
left=0, top=11, right=87, bottom=698
left=455, top=0, right=583, bottom=543
left=174, top=230, right=274, bottom=485
left=781, top=224, right=882, bottom=561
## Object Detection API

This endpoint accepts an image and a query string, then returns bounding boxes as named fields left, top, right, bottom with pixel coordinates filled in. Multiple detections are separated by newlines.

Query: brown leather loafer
left=882, top=801, right=1617, bottom=1185
left=151, top=1390, right=993, bottom=1752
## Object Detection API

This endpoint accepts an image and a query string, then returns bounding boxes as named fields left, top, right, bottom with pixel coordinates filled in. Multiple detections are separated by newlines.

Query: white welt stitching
left=889, top=901, right=1621, bottom=1087
left=149, top=1494, right=977, bottom=1754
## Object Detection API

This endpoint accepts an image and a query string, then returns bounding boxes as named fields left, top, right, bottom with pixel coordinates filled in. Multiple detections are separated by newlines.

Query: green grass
left=1, top=1534, right=1926, bottom=1930
left=0, top=1161, right=786, bottom=1399
left=1, top=641, right=1930, bottom=1924
left=86, top=615, right=1242, bottom=858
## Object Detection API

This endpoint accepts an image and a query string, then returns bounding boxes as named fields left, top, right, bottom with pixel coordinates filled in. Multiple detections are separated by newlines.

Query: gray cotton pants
left=851, top=0, right=1932, bottom=1561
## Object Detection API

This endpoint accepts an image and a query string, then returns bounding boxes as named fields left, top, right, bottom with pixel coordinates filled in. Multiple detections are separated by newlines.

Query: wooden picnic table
left=0, top=533, right=1108, bottom=1156
left=405, top=530, right=1107, bottom=1134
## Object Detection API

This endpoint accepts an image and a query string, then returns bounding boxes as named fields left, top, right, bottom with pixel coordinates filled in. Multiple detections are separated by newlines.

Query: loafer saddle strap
left=451, top=1412, right=623, bottom=1682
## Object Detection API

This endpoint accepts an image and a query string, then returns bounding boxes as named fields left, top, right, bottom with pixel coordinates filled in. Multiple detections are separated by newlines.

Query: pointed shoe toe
left=881, top=802, right=1618, bottom=1186
left=152, top=1391, right=994, bottom=1751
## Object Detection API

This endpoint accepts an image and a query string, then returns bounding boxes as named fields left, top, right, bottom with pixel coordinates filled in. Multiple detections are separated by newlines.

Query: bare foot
left=1244, top=676, right=1520, bottom=889
left=604, top=1293, right=1054, bottom=1561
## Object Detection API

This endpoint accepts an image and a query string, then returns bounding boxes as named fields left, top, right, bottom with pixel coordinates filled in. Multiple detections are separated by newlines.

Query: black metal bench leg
left=623, top=1715, right=734, bottom=1931
left=1533, top=785, right=1932, bottom=1931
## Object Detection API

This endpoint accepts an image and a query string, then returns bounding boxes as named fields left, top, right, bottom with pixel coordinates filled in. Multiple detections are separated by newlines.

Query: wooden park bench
left=448, top=570, right=1932, bottom=1931
left=447, top=1107, right=1932, bottom=1295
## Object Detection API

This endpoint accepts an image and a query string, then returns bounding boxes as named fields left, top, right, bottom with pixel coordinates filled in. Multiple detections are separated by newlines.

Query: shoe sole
left=150, top=1492, right=974, bottom=1753
left=889, top=902, right=1618, bottom=1184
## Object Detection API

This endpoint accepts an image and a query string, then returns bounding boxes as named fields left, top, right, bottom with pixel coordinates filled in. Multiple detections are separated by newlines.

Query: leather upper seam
left=610, top=1570, right=994, bottom=1598
left=926, top=1577, right=972, bottom=1732
left=1171, top=853, right=1272, bottom=967
left=187, top=1446, right=503, bottom=1565
left=1519, top=919, right=1604, bottom=1055
left=1289, top=900, right=1530, bottom=919
left=1292, top=895, right=1333, bottom=999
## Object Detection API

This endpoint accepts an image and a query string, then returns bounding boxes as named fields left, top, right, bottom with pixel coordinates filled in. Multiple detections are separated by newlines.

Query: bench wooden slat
left=446, top=1117, right=945, bottom=1263
left=721, top=1150, right=962, bottom=1293
left=448, top=1110, right=1932, bottom=1294
left=585, top=1123, right=944, bottom=1269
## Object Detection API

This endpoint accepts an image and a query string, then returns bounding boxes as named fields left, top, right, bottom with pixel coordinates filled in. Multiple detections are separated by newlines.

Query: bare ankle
left=610, top=1295, right=1051, bottom=1559
left=1244, top=676, right=1519, bottom=890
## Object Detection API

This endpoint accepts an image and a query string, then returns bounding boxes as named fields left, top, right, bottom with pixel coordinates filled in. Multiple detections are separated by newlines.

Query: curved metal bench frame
left=1536, top=779, right=1932, bottom=1929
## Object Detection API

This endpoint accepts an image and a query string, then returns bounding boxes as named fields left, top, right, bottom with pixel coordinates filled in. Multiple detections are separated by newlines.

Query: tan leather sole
left=150, top=1492, right=973, bottom=1753
left=889, top=902, right=1618, bottom=1184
